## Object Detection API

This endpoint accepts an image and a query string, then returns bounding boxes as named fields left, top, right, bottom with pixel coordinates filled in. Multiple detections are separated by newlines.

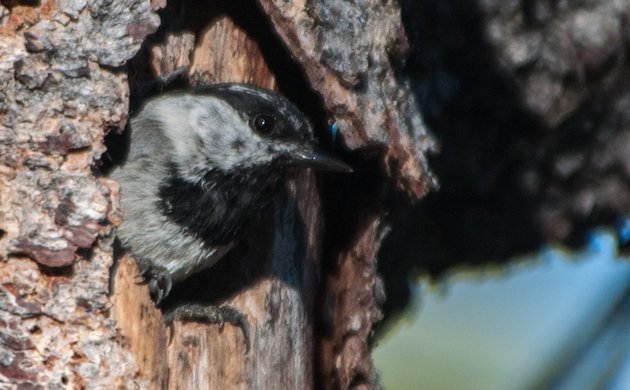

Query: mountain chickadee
left=111, top=83, right=351, bottom=350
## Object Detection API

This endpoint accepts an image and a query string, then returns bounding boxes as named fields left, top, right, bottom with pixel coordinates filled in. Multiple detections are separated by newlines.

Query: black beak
left=293, top=147, right=353, bottom=173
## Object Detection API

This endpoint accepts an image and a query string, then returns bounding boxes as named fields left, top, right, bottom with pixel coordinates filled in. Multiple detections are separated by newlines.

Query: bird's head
left=138, top=83, right=351, bottom=184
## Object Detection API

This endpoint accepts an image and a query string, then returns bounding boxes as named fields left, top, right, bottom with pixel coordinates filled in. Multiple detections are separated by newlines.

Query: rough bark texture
left=0, top=0, right=159, bottom=387
left=258, top=0, right=437, bottom=197
left=9, top=0, right=627, bottom=388
left=0, top=0, right=435, bottom=388
left=253, top=1, right=435, bottom=387
left=110, top=0, right=433, bottom=387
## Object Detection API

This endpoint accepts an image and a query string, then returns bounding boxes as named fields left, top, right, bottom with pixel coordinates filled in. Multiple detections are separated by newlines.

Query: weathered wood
left=111, top=256, right=170, bottom=388
left=111, top=15, right=319, bottom=388
left=253, top=1, right=435, bottom=387
left=1, top=0, right=435, bottom=388
left=4, top=0, right=630, bottom=387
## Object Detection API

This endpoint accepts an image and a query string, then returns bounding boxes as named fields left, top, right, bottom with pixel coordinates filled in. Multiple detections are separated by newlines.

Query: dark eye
left=252, top=114, right=275, bottom=135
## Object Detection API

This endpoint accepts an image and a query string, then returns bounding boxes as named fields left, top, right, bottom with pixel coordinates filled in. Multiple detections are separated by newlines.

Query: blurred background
left=372, top=1, right=630, bottom=388
left=375, top=231, right=630, bottom=389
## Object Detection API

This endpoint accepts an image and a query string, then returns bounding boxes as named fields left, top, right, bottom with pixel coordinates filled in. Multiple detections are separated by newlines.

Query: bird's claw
left=137, top=266, right=173, bottom=305
left=165, top=304, right=250, bottom=353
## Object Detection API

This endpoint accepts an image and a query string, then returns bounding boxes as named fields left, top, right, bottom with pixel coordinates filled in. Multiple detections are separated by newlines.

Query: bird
left=111, top=83, right=351, bottom=349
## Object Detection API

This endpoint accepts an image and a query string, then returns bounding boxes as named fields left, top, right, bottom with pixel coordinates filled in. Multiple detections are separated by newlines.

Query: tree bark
left=0, top=0, right=433, bottom=388
left=0, top=0, right=158, bottom=387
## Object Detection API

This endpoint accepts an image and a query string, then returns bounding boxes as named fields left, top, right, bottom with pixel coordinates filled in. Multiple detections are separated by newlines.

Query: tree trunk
left=0, top=0, right=158, bottom=387
left=0, top=0, right=432, bottom=388
left=9, top=0, right=624, bottom=389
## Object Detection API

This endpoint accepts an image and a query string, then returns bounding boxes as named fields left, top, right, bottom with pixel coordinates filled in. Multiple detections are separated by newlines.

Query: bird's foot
left=164, top=303, right=250, bottom=353
left=136, top=265, right=173, bottom=305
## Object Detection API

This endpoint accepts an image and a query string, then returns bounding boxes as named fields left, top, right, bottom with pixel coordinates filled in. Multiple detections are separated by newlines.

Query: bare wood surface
left=190, top=17, right=277, bottom=91
left=111, top=256, right=169, bottom=388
